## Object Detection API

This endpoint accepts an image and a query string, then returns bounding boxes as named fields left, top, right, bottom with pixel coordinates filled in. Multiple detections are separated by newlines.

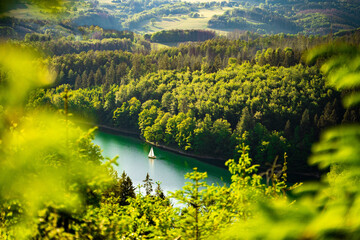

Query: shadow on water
left=93, top=131, right=231, bottom=194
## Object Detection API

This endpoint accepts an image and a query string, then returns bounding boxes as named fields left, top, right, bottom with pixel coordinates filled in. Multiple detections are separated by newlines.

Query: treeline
left=26, top=38, right=137, bottom=56
left=24, top=32, right=52, bottom=42
left=0, top=17, right=77, bottom=39
left=22, top=26, right=135, bottom=47
left=50, top=31, right=360, bottom=86
left=77, top=26, right=135, bottom=41
left=49, top=41, right=302, bottom=90
left=21, top=26, right=141, bottom=56
left=208, top=8, right=300, bottom=34
left=145, top=30, right=216, bottom=43
left=30, top=61, right=359, bottom=177
left=27, top=31, right=360, bottom=176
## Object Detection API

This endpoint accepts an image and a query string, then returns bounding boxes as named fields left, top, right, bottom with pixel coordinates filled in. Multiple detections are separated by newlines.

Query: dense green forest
left=23, top=30, right=359, bottom=179
left=2, top=0, right=360, bottom=239
left=2, top=40, right=360, bottom=239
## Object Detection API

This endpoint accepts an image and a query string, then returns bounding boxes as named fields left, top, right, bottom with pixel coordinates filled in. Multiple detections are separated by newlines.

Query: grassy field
left=150, top=42, right=176, bottom=50
left=136, top=8, right=231, bottom=35
left=6, top=5, right=53, bottom=19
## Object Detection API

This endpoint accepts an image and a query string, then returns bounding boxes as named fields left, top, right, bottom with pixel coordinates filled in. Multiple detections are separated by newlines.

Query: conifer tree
left=119, top=171, right=136, bottom=205
left=318, top=102, right=337, bottom=129
left=58, top=70, right=65, bottom=83
left=236, top=107, right=254, bottom=135
left=300, top=108, right=310, bottom=132
left=143, top=173, right=153, bottom=196
left=88, top=70, right=95, bottom=88
left=67, top=69, right=75, bottom=84
left=284, top=119, right=292, bottom=139
left=75, top=75, right=82, bottom=89
left=81, top=70, right=88, bottom=89
left=116, top=62, right=128, bottom=84
left=155, top=181, right=165, bottom=200
left=94, top=68, right=102, bottom=86
left=105, top=63, right=116, bottom=87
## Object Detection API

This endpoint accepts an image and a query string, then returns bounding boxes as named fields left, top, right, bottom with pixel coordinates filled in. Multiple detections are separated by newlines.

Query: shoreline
left=79, top=121, right=229, bottom=168
left=143, top=139, right=227, bottom=168
left=80, top=121, right=321, bottom=181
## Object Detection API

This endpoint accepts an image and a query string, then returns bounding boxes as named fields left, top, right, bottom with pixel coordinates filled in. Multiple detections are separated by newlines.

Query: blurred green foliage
left=307, top=44, right=360, bottom=108
left=0, top=0, right=63, bottom=13
left=0, top=43, right=114, bottom=239
left=213, top=43, right=360, bottom=240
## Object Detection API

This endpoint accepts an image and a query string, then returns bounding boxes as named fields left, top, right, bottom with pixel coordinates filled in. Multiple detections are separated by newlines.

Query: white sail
left=148, top=147, right=156, bottom=159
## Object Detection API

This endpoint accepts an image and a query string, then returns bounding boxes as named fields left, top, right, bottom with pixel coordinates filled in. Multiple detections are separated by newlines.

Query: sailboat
left=148, top=147, right=156, bottom=159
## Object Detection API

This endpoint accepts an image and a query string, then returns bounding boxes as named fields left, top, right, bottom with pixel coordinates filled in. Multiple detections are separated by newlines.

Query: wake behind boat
left=148, top=147, right=156, bottom=159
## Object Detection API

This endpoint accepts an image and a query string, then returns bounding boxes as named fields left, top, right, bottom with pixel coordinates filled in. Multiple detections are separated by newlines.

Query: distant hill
left=208, top=0, right=360, bottom=35
left=0, top=0, right=360, bottom=39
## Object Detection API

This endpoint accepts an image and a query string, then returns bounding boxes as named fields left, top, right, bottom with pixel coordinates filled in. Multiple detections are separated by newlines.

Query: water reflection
left=94, top=131, right=231, bottom=193
left=148, top=158, right=155, bottom=177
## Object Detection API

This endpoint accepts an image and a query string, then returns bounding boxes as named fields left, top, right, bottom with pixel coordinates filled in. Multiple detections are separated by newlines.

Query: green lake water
left=94, top=131, right=232, bottom=194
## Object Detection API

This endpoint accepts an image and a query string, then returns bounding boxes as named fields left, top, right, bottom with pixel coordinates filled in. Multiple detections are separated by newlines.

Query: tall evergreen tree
left=67, top=69, right=75, bottom=84
left=318, top=102, right=337, bottom=129
left=284, top=119, right=292, bottom=139
left=81, top=71, right=88, bottom=89
left=155, top=181, right=165, bottom=200
left=94, top=68, right=102, bottom=86
left=118, top=171, right=136, bottom=205
left=88, top=70, right=95, bottom=88
left=300, top=108, right=310, bottom=133
left=236, top=107, right=254, bottom=135
left=75, top=75, right=82, bottom=90
left=104, top=171, right=136, bottom=206
left=143, top=173, right=153, bottom=196
left=105, top=63, right=116, bottom=87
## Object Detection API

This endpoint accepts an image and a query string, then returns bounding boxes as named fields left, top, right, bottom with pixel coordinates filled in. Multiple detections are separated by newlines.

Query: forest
left=1, top=0, right=360, bottom=239
left=208, top=0, right=360, bottom=35
left=23, top=29, right=359, bottom=180
left=2, top=39, right=360, bottom=239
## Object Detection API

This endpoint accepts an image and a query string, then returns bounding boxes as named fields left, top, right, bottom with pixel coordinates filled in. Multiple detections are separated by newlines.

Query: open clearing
left=137, top=8, right=230, bottom=35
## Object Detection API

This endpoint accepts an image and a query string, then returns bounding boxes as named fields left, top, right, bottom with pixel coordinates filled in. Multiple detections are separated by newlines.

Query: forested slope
left=1, top=0, right=360, bottom=39
left=24, top=32, right=360, bottom=179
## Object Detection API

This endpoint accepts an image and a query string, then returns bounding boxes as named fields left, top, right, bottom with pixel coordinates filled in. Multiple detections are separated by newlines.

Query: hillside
left=20, top=31, right=359, bottom=181
left=1, top=0, right=360, bottom=40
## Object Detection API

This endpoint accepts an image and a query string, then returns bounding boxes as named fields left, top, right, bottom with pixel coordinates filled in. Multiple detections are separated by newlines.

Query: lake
left=94, top=131, right=232, bottom=194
